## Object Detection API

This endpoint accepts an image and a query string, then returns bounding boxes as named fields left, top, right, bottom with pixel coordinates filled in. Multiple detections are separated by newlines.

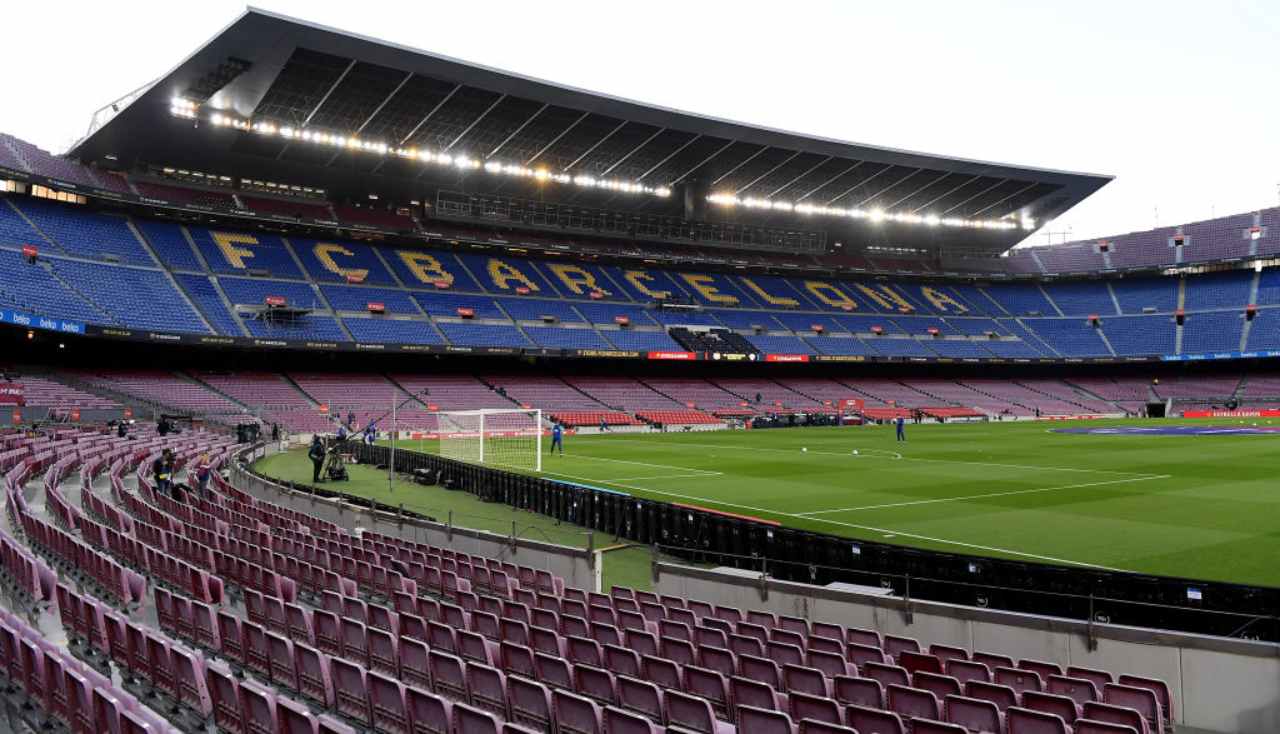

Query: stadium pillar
left=683, top=175, right=708, bottom=220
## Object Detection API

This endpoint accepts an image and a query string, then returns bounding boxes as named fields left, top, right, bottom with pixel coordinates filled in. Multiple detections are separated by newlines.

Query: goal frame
left=431, top=408, right=543, bottom=472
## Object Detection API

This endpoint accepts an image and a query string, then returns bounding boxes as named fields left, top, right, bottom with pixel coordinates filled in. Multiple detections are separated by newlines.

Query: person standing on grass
left=550, top=422, right=564, bottom=455
left=599, top=416, right=608, bottom=433
left=309, top=436, right=325, bottom=482
left=896, top=415, right=906, bottom=442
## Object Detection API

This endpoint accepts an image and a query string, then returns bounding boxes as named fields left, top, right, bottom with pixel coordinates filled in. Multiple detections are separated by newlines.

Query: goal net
left=435, top=409, right=543, bottom=472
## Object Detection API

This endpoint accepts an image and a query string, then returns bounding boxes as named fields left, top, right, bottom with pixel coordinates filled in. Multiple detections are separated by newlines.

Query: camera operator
left=309, top=436, right=325, bottom=483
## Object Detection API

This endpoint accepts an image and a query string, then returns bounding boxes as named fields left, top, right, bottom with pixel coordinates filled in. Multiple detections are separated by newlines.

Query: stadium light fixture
left=169, top=103, right=670, bottom=199
left=708, top=192, right=1021, bottom=230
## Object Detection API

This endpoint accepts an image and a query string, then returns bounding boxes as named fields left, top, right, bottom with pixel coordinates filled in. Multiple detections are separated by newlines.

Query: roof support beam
left=796, top=161, right=863, bottom=202
left=639, top=134, right=704, bottom=182
left=969, top=180, right=1039, bottom=217
left=525, top=110, right=590, bottom=165
left=302, top=59, right=356, bottom=128
left=443, top=93, right=507, bottom=152
left=563, top=120, right=629, bottom=172
left=910, top=174, right=981, bottom=214
left=398, top=84, right=461, bottom=146
left=767, top=156, right=833, bottom=198
left=734, top=151, right=802, bottom=195
left=884, top=171, right=949, bottom=211
left=325, top=70, right=414, bottom=165
left=855, top=168, right=924, bottom=208
left=708, top=145, right=769, bottom=187
left=487, top=103, right=548, bottom=159
left=278, top=58, right=356, bottom=160
left=826, top=165, right=896, bottom=206
left=940, top=178, right=1008, bottom=215
left=599, top=127, right=667, bottom=177
left=667, top=138, right=737, bottom=185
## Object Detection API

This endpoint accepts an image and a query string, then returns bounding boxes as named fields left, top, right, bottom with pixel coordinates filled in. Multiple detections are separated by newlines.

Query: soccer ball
left=851, top=449, right=859, bottom=455
left=801, top=448, right=808, bottom=453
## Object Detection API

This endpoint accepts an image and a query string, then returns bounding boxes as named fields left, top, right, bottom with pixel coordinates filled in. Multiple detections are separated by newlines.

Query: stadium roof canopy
left=72, top=8, right=1111, bottom=256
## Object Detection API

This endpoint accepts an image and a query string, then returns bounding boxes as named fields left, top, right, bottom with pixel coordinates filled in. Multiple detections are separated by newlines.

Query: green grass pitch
left=258, top=418, right=1280, bottom=589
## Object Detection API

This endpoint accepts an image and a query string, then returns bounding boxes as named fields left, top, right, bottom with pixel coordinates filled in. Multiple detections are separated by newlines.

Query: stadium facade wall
left=655, top=562, right=1280, bottom=734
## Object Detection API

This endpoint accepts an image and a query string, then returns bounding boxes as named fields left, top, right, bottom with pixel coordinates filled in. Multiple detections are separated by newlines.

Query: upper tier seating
left=4, top=195, right=1280, bottom=361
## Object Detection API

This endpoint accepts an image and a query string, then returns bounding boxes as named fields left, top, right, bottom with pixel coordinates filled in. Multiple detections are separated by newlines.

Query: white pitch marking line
left=559, top=453, right=721, bottom=475
left=544, top=471, right=724, bottom=483
left=601, top=438, right=1155, bottom=477
left=793, top=474, right=1172, bottom=516
left=577, top=478, right=1129, bottom=571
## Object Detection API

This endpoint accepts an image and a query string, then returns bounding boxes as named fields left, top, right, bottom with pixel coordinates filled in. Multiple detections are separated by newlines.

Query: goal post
left=434, top=408, right=543, bottom=472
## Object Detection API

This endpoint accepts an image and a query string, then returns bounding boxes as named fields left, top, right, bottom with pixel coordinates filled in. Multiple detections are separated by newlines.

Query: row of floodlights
left=706, top=193, right=1033, bottom=230
left=171, top=97, right=670, bottom=198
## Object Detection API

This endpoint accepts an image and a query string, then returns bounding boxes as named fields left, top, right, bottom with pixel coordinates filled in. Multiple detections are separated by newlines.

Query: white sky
left=1, top=0, right=1277, bottom=246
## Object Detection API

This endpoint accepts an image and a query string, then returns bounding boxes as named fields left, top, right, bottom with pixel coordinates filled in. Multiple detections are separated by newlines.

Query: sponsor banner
left=571, top=349, right=641, bottom=359
left=1164, top=350, right=1280, bottom=362
left=1036, top=414, right=1110, bottom=421
left=708, top=352, right=756, bottom=362
left=812, top=355, right=867, bottom=363
left=0, top=308, right=85, bottom=335
left=1182, top=409, right=1280, bottom=418
left=647, top=351, right=697, bottom=361
left=0, top=384, right=24, bottom=406
left=764, top=354, right=810, bottom=363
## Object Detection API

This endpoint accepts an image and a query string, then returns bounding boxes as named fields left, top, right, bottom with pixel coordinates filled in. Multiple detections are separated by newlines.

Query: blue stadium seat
left=1042, top=282, right=1117, bottom=316
left=1247, top=309, right=1280, bottom=350
left=984, top=284, right=1057, bottom=316
left=1099, top=315, right=1174, bottom=356
left=242, top=315, right=349, bottom=342
left=415, top=293, right=505, bottom=319
left=292, top=238, right=395, bottom=284
left=806, top=336, right=874, bottom=356
left=321, top=285, right=419, bottom=314
left=601, top=330, right=682, bottom=351
left=49, top=259, right=209, bottom=333
left=863, top=337, right=935, bottom=357
left=16, top=199, right=154, bottom=265
left=574, top=302, right=659, bottom=327
left=189, top=227, right=304, bottom=278
left=384, top=248, right=483, bottom=292
left=984, top=339, right=1043, bottom=358
left=498, top=298, right=585, bottom=323
left=1183, top=271, right=1251, bottom=311
left=1113, top=277, right=1178, bottom=314
left=344, top=317, right=443, bottom=345
left=437, top=322, right=532, bottom=348
left=945, top=317, right=1009, bottom=336
left=712, top=310, right=784, bottom=330
left=523, top=326, right=613, bottom=349
left=136, top=221, right=204, bottom=272
left=1181, top=311, right=1243, bottom=354
left=745, top=335, right=815, bottom=354
left=219, top=278, right=323, bottom=309
left=0, top=250, right=106, bottom=323
left=1023, top=318, right=1111, bottom=357
left=175, top=274, right=244, bottom=336
left=928, top=339, right=994, bottom=358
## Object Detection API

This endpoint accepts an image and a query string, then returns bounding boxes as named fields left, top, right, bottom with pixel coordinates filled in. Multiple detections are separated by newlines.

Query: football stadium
left=1, top=6, right=1278, bottom=733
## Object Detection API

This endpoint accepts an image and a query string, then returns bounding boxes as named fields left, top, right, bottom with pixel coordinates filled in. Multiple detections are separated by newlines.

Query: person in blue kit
left=895, top=415, right=906, bottom=442
left=550, top=422, right=565, bottom=455
left=599, top=416, right=608, bottom=433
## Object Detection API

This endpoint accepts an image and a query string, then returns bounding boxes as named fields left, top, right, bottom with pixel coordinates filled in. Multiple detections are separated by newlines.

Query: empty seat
left=995, top=667, right=1043, bottom=696
left=329, top=658, right=371, bottom=727
left=508, top=675, right=554, bottom=731
left=945, top=694, right=1004, bottom=734
left=406, top=686, right=453, bottom=734
left=467, top=662, right=509, bottom=717
left=617, top=675, right=664, bottom=724
left=1117, top=675, right=1172, bottom=724
left=914, top=671, right=962, bottom=702
left=1102, top=685, right=1164, bottom=733
left=731, top=675, right=784, bottom=713
left=788, top=690, right=842, bottom=726
left=1075, top=720, right=1143, bottom=734
left=1081, top=701, right=1150, bottom=734
left=239, top=680, right=278, bottom=734
left=666, top=689, right=734, bottom=734
left=574, top=664, right=617, bottom=706
left=451, top=703, right=501, bottom=734
left=553, top=689, right=604, bottom=734
left=1023, top=690, right=1080, bottom=725
left=887, top=683, right=941, bottom=721
left=737, top=705, right=794, bottom=734
left=966, top=680, right=1018, bottom=712
left=602, top=705, right=662, bottom=734
left=845, top=704, right=905, bottom=734
left=863, top=661, right=910, bottom=689
left=1007, top=706, right=1069, bottom=734
left=366, top=673, right=410, bottom=734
